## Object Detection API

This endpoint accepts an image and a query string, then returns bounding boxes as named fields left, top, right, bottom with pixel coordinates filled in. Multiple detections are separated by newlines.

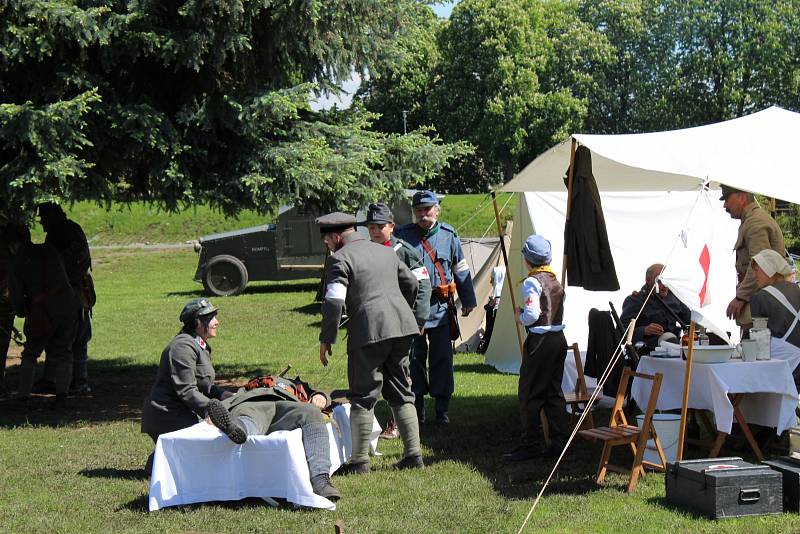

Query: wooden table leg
left=709, top=431, right=727, bottom=457
left=730, top=393, right=764, bottom=461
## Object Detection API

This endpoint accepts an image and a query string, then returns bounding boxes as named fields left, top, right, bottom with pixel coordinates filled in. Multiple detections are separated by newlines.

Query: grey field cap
left=315, top=212, right=357, bottom=234
left=361, top=202, right=394, bottom=225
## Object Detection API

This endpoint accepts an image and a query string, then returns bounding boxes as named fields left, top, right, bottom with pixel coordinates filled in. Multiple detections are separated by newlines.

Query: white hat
left=752, top=249, right=793, bottom=277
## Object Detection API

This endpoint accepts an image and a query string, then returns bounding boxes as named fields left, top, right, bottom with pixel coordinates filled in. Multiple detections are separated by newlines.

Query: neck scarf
left=519, top=265, right=555, bottom=284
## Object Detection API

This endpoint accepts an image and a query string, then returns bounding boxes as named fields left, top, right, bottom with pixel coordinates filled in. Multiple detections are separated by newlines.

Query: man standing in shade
left=317, top=212, right=423, bottom=475
left=37, top=203, right=94, bottom=395
left=720, top=186, right=786, bottom=333
left=396, top=191, right=476, bottom=425
left=361, top=202, right=431, bottom=438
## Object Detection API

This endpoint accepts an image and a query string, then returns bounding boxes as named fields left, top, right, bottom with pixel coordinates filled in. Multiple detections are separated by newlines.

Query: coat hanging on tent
left=563, top=146, right=620, bottom=291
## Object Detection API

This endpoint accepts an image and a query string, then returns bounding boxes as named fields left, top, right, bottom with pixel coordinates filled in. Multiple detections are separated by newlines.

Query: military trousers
left=518, top=331, right=568, bottom=448
left=410, top=323, right=454, bottom=408
left=43, top=305, right=91, bottom=387
left=347, top=335, right=415, bottom=411
left=229, top=400, right=326, bottom=434
left=19, top=306, right=78, bottom=396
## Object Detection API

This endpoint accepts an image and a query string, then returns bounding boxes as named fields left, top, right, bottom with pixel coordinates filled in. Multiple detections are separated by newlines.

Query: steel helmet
left=179, top=298, right=218, bottom=324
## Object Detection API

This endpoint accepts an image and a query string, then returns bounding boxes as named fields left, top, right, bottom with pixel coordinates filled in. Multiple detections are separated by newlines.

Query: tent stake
left=677, top=321, right=696, bottom=461
left=491, top=191, right=525, bottom=358
left=561, top=138, right=578, bottom=285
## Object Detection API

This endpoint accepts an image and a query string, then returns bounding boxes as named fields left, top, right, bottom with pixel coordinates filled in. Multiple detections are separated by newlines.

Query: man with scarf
left=503, top=234, right=567, bottom=462
left=395, top=191, right=477, bottom=425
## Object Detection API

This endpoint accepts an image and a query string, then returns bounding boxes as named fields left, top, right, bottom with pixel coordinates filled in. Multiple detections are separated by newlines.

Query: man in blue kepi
left=395, top=190, right=477, bottom=424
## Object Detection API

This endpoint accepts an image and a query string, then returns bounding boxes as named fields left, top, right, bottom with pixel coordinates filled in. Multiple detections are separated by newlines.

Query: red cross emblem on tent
left=698, top=244, right=711, bottom=306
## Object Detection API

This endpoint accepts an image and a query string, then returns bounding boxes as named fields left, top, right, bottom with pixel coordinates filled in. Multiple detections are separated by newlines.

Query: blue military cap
left=522, top=234, right=552, bottom=266
left=315, top=211, right=357, bottom=234
left=411, top=190, right=439, bottom=208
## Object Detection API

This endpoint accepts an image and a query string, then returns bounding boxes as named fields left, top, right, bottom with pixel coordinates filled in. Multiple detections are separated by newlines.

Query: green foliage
left=580, top=0, right=800, bottom=133
left=0, top=0, right=467, bottom=222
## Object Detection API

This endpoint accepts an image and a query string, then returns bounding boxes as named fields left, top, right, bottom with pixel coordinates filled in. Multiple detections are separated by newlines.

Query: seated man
left=206, top=374, right=340, bottom=502
left=620, top=263, right=690, bottom=350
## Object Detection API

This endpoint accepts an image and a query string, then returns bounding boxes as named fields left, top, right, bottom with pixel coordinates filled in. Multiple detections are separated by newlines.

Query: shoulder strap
left=420, top=237, right=447, bottom=285
left=761, top=285, right=800, bottom=341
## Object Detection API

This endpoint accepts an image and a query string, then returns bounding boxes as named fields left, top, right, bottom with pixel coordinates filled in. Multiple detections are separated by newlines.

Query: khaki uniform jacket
left=734, top=202, right=785, bottom=325
left=320, top=232, right=418, bottom=351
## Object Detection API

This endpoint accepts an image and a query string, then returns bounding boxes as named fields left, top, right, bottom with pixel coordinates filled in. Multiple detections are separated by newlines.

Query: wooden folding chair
left=564, top=342, right=595, bottom=430
left=578, top=367, right=666, bottom=493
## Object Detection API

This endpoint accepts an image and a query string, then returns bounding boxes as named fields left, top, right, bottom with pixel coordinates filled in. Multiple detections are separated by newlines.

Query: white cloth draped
left=148, top=404, right=381, bottom=511
left=633, top=356, right=800, bottom=436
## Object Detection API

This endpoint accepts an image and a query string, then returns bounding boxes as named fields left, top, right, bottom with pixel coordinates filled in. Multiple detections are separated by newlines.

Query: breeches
left=347, top=336, right=415, bottom=410
left=231, top=400, right=326, bottom=434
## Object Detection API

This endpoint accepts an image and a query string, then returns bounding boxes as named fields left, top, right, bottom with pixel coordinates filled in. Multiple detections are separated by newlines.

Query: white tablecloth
left=148, top=404, right=381, bottom=511
left=632, top=356, right=799, bottom=436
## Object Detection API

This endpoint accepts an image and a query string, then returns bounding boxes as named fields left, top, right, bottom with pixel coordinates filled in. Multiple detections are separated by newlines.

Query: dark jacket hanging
left=563, top=146, right=620, bottom=291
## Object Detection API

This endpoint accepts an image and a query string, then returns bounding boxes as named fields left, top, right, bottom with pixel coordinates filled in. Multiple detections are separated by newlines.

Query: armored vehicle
left=193, top=192, right=426, bottom=296
left=194, top=206, right=328, bottom=296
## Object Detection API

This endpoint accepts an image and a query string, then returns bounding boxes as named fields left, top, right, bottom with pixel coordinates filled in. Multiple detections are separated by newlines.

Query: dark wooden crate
left=665, top=457, right=782, bottom=519
left=763, top=457, right=800, bottom=512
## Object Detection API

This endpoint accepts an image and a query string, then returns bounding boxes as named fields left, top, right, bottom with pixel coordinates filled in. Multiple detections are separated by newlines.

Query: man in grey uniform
left=317, top=212, right=423, bottom=474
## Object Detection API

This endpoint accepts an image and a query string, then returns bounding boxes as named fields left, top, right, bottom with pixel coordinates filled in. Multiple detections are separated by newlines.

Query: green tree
left=581, top=0, right=800, bottom=132
left=357, top=2, right=442, bottom=135
left=0, top=0, right=467, bottom=222
left=430, top=0, right=612, bottom=182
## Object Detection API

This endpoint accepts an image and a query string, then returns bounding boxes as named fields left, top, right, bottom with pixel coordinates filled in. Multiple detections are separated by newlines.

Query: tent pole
left=491, top=191, right=525, bottom=358
left=677, top=321, right=696, bottom=461
left=561, top=138, right=578, bottom=285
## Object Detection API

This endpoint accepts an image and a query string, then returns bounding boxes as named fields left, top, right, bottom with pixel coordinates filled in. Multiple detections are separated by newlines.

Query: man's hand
left=726, top=298, right=745, bottom=320
left=461, top=306, right=475, bottom=317
left=310, top=393, right=327, bottom=409
left=419, top=327, right=425, bottom=336
left=319, top=342, right=332, bottom=366
left=644, top=323, right=665, bottom=336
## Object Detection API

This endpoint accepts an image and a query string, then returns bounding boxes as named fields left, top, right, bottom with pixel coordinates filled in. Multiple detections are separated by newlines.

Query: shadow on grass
left=81, top=467, right=149, bottom=481
left=291, top=302, right=321, bottom=316
left=452, top=362, right=503, bottom=375
left=167, top=281, right=321, bottom=299
left=0, top=357, right=267, bottom=429
left=411, top=390, right=606, bottom=499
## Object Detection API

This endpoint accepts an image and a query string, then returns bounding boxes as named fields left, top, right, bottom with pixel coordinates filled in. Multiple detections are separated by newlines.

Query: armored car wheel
left=202, top=254, right=249, bottom=296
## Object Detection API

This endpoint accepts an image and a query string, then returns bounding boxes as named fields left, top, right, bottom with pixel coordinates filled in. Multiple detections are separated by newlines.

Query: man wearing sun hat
left=719, top=185, right=786, bottom=332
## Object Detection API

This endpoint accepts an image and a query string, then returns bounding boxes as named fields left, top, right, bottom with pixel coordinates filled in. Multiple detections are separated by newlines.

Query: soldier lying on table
left=205, top=374, right=340, bottom=502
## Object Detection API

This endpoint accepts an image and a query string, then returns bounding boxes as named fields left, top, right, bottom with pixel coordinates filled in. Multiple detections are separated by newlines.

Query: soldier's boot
left=434, top=397, right=450, bottom=425
left=302, top=422, right=340, bottom=501
left=334, top=404, right=372, bottom=476
left=207, top=399, right=254, bottom=444
left=391, top=403, right=423, bottom=469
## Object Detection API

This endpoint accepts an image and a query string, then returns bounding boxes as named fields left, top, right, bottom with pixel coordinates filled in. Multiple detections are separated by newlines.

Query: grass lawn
left=1, top=199, right=796, bottom=533
left=28, top=193, right=517, bottom=246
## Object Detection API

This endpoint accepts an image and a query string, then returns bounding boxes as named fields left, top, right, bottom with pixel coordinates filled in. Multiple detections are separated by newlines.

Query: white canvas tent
left=485, top=106, right=800, bottom=373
